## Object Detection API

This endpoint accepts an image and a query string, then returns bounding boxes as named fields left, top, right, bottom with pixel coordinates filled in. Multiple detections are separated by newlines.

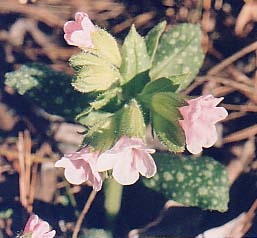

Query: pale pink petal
left=23, top=215, right=55, bottom=238
left=112, top=154, right=140, bottom=185
left=75, top=12, right=88, bottom=23
left=97, top=152, right=120, bottom=172
left=43, top=230, right=56, bottom=238
left=70, top=30, right=94, bottom=48
left=81, top=16, right=97, bottom=32
left=134, top=150, right=157, bottom=178
left=55, top=157, right=88, bottom=185
left=23, top=215, right=39, bottom=233
left=64, top=21, right=82, bottom=34
left=179, top=94, right=228, bottom=154
left=32, top=221, right=50, bottom=238
left=63, top=12, right=95, bottom=48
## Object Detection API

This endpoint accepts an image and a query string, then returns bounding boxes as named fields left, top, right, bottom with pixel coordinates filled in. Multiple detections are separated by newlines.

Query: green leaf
left=139, top=78, right=179, bottom=97
left=72, top=65, right=120, bottom=93
left=120, top=25, right=151, bottom=84
left=90, top=87, right=122, bottom=110
left=143, top=153, right=230, bottom=212
left=145, top=21, right=167, bottom=62
left=91, top=29, right=122, bottom=67
left=121, top=70, right=150, bottom=100
left=70, top=51, right=112, bottom=69
left=139, top=91, right=186, bottom=152
left=149, top=23, right=204, bottom=91
left=82, top=99, right=146, bottom=151
left=4, top=63, right=89, bottom=120
left=153, top=113, right=185, bottom=152
left=82, top=113, right=118, bottom=152
left=77, top=111, right=113, bottom=127
left=117, top=99, right=146, bottom=139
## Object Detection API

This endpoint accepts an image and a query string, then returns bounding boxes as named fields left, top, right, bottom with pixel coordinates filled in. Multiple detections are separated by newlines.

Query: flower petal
left=23, top=215, right=39, bottom=234
left=134, top=150, right=157, bottom=178
left=70, top=30, right=94, bottom=48
left=32, top=221, right=50, bottom=238
left=43, top=230, right=56, bottom=238
left=97, top=152, right=119, bottom=172
left=112, top=150, right=139, bottom=185
left=55, top=157, right=88, bottom=185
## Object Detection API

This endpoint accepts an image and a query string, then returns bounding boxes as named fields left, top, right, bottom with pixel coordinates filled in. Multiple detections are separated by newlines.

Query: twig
left=208, top=40, right=257, bottom=75
left=18, top=132, right=27, bottom=208
left=72, top=190, right=98, bottom=238
left=223, top=124, right=257, bottom=143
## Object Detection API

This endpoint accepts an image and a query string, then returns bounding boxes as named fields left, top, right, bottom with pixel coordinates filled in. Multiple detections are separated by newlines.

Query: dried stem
left=208, top=40, right=257, bottom=75
left=72, top=190, right=98, bottom=238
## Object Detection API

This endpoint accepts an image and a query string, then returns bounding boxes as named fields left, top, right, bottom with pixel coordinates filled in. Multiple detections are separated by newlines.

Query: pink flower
left=97, top=136, right=157, bottom=185
left=22, top=214, right=56, bottom=238
left=179, top=94, right=228, bottom=154
left=55, top=147, right=103, bottom=191
left=64, top=12, right=96, bottom=48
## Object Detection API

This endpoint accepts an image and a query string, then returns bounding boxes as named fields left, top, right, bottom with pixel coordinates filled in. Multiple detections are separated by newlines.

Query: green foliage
left=82, top=99, right=145, bottom=151
left=138, top=84, right=186, bottom=152
left=82, top=112, right=117, bottom=152
left=120, top=25, right=151, bottom=84
left=0, top=209, right=13, bottom=219
left=149, top=23, right=204, bottom=91
left=72, top=64, right=121, bottom=93
left=145, top=21, right=167, bottom=62
left=90, top=87, right=122, bottom=111
left=143, top=153, right=229, bottom=212
left=91, top=28, right=122, bottom=67
left=4, top=64, right=88, bottom=120
left=117, top=99, right=146, bottom=138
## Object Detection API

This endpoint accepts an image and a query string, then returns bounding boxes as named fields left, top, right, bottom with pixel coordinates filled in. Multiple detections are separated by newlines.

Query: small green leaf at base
left=143, top=153, right=229, bottom=212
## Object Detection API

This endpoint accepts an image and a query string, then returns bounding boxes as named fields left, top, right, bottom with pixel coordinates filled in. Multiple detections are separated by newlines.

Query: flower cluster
left=55, top=12, right=228, bottom=191
left=55, top=136, right=156, bottom=191
left=22, top=214, right=55, bottom=238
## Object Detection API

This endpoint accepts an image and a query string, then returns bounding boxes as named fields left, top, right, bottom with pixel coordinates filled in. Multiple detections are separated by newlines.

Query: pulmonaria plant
left=51, top=12, right=229, bottom=210
left=21, top=214, right=55, bottom=238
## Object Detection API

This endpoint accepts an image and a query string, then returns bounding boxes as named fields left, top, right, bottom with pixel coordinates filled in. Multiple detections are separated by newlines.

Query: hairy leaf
left=139, top=91, right=186, bottom=152
left=91, top=29, right=122, bottom=67
left=72, top=65, right=120, bottom=93
left=120, top=25, right=151, bottom=84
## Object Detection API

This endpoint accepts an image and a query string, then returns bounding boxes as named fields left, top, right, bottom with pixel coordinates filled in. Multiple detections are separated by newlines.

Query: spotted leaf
left=143, top=153, right=229, bottom=212
left=149, top=23, right=204, bottom=91
left=4, top=64, right=88, bottom=120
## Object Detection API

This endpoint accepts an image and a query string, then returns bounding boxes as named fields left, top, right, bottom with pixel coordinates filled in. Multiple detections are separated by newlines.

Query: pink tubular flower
left=55, top=147, right=103, bottom=191
left=64, top=12, right=96, bottom=48
left=97, top=136, right=157, bottom=185
left=179, top=94, right=228, bottom=154
left=22, top=214, right=56, bottom=238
